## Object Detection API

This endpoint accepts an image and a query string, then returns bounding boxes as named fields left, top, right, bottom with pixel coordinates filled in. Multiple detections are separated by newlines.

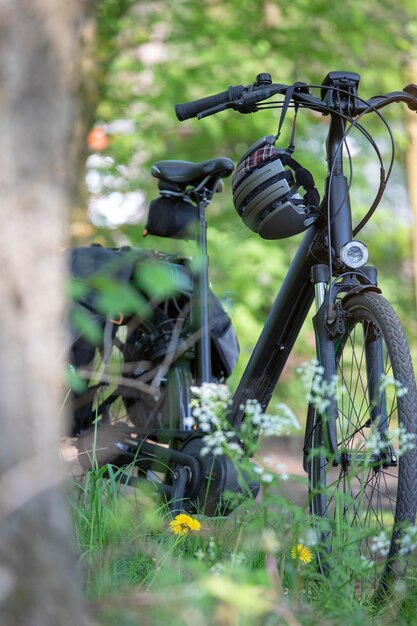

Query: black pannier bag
left=68, top=245, right=138, bottom=434
left=209, top=291, right=240, bottom=380
left=68, top=245, right=239, bottom=435
left=144, top=195, right=198, bottom=239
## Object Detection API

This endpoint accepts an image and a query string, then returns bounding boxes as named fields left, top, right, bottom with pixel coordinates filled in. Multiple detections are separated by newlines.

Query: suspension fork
left=310, top=278, right=389, bottom=470
left=364, top=321, right=388, bottom=434
left=303, top=267, right=326, bottom=472
left=359, top=270, right=390, bottom=442
left=306, top=264, right=340, bottom=464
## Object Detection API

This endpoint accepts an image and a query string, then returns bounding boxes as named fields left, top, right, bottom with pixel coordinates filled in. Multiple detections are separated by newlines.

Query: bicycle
left=69, top=70, right=417, bottom=594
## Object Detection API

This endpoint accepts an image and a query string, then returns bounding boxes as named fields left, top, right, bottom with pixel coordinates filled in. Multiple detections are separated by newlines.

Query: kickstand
left=169, top=465, right=189, bottom=515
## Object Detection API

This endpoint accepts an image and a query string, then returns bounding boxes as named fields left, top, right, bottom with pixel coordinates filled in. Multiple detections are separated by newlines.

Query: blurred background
left=74, top=0, right=417, bottom=423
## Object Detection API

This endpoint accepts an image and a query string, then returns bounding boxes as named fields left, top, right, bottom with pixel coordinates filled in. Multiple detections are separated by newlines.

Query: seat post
left=193, top=194, right=211, bottom=383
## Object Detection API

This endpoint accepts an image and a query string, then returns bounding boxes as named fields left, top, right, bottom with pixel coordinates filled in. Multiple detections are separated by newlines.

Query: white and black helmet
left=232, top=135, right=320, bottom=240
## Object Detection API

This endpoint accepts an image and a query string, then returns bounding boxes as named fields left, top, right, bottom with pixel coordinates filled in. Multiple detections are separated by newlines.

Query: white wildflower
left=297, top=360, right=322, bottom=388
left=397, top=525, right=417, bottom=556
left=208, top=536, right=216, bottom=558
left=252, top=464, right=275, bottom=484
left=191, top=382, right=300, bottom=460
left=379, top=374, right=408, bottom=398
left=182, top=414, right=195, bottom=430
left=393, top=579, right=408, bottom=598
left=359, top=555, right=375, bottom=570
left=365, top=426, right=416, bottom=458
left=244, top=403, right=300, bottom=438
left=297, top=360, right=340, bottom=414
left=210, top=562, right=225, bottom=575
left=370, top=530, right=390, bottom=557
left=275, top=462, right=290, bottom=481
left=398, top=429, right=417, bottom=455
left=194, top=548, right=205, bottom=561
left=231, top=552, right=246, bottom=566
left=365, top=430, right=387, bottom=454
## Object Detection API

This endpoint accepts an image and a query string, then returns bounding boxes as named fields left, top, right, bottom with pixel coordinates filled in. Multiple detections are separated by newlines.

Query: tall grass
left=69, top=464, right=417, bottom=623
left=68, top=378, right=417, bottom=625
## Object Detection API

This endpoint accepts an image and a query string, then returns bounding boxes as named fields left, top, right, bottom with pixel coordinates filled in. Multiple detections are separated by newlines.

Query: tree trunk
left=404, top=60, right=417, bottom=313
left=0, top=1, right=94, bottom=624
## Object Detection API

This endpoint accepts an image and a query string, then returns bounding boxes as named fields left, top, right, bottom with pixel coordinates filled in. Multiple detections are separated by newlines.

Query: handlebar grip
left=175, top=85, right=244, bottom=121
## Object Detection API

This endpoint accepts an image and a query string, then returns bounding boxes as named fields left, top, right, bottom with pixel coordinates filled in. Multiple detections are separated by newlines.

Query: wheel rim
left=310, top=305, right=406, bottom=589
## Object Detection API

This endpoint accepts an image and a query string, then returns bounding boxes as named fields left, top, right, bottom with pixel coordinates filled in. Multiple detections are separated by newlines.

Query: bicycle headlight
left=340, top=241, right=368, bottom=269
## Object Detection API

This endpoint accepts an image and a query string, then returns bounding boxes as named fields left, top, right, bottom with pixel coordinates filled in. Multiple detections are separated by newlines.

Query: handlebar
left=175, top=85, right=245, bottom=121
left=175, top=73, right=417, bottom=121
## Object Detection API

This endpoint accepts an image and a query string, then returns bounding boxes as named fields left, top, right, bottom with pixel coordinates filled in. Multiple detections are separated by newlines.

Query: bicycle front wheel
left=308, top=292, right=417, bottom=596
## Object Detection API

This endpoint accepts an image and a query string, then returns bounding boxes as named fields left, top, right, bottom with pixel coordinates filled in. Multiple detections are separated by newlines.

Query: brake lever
left=233, top=83, right=289, bottom=114
left=197, top=87, right=283, bottom=118
left=196, top=102, right=234, bottom=119
left=196, top=78, right=275, bottom=118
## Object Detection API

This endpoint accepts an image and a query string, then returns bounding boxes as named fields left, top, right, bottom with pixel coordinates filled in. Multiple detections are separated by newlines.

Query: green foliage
left=70, top=306, right=104, bottom=346
left=94, top=277, right=150, bottom=317
left=133, top=259, right=191, bottom=299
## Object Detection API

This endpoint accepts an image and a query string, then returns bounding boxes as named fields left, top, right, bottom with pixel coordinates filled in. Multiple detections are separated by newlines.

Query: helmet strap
left=274, top=84, right=296, bottom=143
left=279, top=153, right=320, bottom=210
left=287, top=104, right=298, bottom=154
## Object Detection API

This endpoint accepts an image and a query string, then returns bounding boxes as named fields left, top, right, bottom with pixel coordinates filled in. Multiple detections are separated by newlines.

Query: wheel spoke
left=308, top=293, right=417, bottom=595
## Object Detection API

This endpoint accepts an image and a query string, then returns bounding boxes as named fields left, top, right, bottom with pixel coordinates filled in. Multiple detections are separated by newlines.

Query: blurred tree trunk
left=0, top=1, right=95, bottom=624
left=404, top=60, right=417, bottom=312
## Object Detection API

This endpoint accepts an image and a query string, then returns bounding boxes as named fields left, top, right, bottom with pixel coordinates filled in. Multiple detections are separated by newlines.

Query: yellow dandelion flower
left=169, top=513, right=201, bottom=536
left=290, top=543, right=313, bottom=564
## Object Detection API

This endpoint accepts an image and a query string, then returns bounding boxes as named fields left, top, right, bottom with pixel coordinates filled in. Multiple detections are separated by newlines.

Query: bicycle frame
left=225, top=109, right=389, bottom=482
left=228, top=112, right=360, bottom=422
left=124, top=108, right=381, bottom=465
left=229, top=223, right=319, bottom=426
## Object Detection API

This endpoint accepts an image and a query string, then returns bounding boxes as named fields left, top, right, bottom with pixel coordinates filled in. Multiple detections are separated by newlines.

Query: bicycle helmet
left=232, top=135, right=320, bottom=239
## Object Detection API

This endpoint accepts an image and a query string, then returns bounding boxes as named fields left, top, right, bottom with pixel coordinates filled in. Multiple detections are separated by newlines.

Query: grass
left=68, top=448, right=417, bottom=626
left=66, top=373, right=417, bottom=626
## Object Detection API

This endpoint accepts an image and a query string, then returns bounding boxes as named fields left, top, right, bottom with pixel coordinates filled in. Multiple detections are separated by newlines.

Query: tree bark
left=0, top=1, right=94, bottom=624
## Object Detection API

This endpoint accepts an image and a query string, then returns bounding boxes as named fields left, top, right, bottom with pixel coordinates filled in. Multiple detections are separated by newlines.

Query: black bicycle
left=69, top=70, right=417, bottom=594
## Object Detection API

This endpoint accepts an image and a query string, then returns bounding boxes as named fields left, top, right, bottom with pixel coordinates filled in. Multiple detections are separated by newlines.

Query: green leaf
left=67, top=277, right=88, bottom=301
left=70, top=307, right=103, bottom=346
left=93, top=277, right=151, bottom=317
left=64, top=365, right=88, bottom=393
left=135, top=260, right=191, bottom=299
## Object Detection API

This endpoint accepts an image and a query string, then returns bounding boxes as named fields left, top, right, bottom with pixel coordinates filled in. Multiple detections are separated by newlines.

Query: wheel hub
left=177, top=437, right=260, bottom=516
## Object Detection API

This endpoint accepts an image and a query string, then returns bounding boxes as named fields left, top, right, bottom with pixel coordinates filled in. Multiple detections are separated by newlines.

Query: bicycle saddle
left=151, top=157, right=234, bottom=186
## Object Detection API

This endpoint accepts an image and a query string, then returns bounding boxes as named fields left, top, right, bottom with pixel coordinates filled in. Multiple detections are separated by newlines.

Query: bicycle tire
left=308, top=292, right=417, bottom=596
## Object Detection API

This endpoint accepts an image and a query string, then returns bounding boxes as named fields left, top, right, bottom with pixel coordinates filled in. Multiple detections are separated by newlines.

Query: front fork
left=303, top=264, right=386, bottom=472
left=303, top=265, right=335, bottom=471
left=308, top=265, right=340, bottom=466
